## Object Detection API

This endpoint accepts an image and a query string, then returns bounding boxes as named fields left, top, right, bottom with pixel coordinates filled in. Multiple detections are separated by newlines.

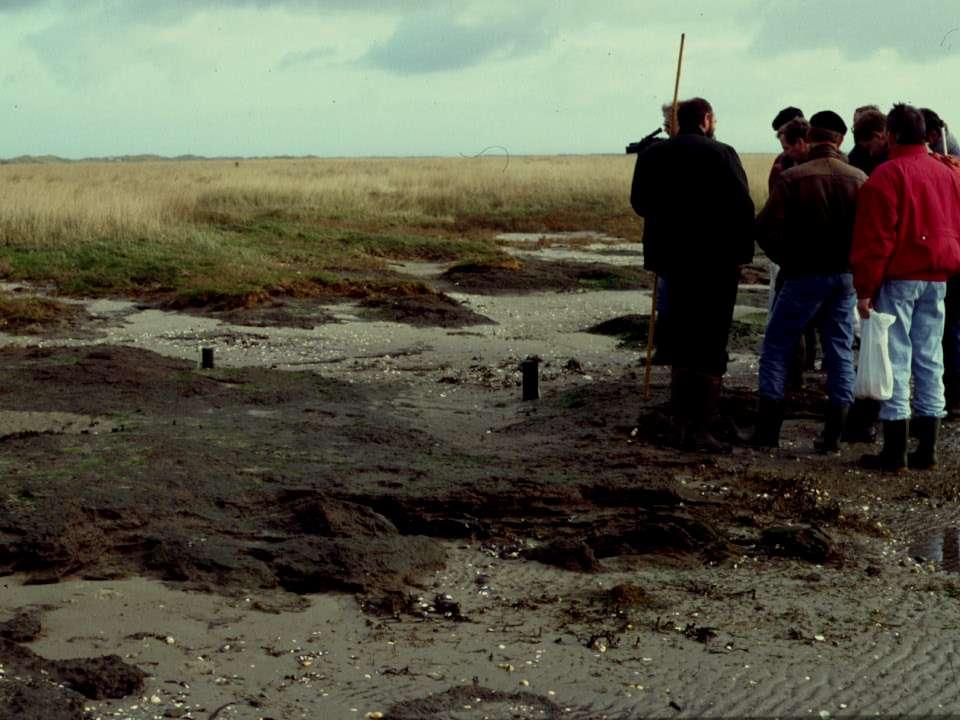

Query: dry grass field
left=0, top=154, right=775, bottom=307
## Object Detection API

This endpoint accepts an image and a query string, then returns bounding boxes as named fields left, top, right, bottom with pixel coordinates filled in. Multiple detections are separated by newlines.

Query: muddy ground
left=2, top=236, right=960, bottom=718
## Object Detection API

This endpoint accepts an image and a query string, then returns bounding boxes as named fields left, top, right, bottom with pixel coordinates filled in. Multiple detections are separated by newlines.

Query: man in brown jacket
left=752, top=111, right=868, bottom=450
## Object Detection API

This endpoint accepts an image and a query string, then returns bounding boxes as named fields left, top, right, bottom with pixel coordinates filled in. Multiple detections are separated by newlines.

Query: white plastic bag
left=854, top=311, right=896, bottom=400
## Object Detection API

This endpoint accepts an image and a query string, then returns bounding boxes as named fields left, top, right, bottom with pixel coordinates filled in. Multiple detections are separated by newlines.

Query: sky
left=2, top=0, right=960, bottom=158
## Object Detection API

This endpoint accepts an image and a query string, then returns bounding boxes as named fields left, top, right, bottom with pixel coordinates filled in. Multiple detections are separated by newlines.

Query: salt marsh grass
left=0, top=153, right=775, bottom=305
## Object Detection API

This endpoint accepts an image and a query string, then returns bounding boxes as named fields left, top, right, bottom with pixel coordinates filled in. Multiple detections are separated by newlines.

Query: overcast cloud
left=3, top=1, right=960, bottom=159
left=362, top=8, right=554, bottom=74
left=752, top=0, right=960, bottom=61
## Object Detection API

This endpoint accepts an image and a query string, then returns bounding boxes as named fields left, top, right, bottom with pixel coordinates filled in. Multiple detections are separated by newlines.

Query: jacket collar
left=889, top=144, right=928, bottom=160
left=807, top=144, right=843, bottom=161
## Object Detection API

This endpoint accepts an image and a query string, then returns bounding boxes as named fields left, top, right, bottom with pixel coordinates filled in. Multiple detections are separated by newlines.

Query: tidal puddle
left=911, top=526, right=960, bottom=571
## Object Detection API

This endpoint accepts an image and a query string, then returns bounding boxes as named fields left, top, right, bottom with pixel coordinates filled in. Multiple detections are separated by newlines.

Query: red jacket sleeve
left=850, top=174, right=900, bottom=300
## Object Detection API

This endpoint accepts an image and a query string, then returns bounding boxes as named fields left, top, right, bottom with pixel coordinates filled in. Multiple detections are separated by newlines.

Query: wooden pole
left=643, top=32, right=685, bottom=400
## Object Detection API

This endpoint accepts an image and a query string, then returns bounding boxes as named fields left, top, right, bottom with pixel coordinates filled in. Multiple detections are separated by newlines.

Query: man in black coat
left=630, top=97, right=755, bottom=452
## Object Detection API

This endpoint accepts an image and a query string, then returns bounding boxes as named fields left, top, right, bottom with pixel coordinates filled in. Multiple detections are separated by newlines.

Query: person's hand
left=857, top=297, right=873, bottom=320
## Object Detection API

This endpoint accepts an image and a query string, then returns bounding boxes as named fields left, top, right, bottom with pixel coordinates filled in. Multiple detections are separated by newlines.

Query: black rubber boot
left=814, top=403, right=848, bottom=454
left=908, top=416, right=941, bottom=470
left=669, top=367, right=691, bottom=448
left=749, top=398, right=784, bottom=449
left=682, top=373, right=731, bottom=454
left=859, top=420, right=908, bottom=472
left=842, top=398, right=880, bottom=443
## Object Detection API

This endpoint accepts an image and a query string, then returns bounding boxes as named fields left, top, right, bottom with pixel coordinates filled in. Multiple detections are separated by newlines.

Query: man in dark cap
left=631, top=97, right=755, bottom=453
left=851, top=103, right=960, bottom=471
left=751, top=111, right=867, bottom=450
left=768, top=106, right=805, bottom=192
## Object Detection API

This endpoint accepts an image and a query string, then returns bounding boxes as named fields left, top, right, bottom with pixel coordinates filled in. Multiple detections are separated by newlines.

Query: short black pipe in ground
left=201, top=347, right=215, bottom=369
left=521, top=356, right=541, bottom=401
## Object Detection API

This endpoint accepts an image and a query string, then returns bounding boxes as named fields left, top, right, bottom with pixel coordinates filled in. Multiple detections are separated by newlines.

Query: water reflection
left=911, top=526, right=960, bottom=572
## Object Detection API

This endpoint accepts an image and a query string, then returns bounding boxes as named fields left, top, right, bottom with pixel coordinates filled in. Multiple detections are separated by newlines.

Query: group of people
left=630, top=99, right=960, bottom=471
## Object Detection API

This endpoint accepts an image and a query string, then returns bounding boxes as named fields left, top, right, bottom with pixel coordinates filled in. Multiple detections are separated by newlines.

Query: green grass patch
left=0, top=219, right=507, bottom=308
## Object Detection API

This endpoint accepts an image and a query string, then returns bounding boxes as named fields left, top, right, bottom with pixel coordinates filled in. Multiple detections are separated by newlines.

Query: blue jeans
left=758, top=273, right=855, bottom=404
left=874, top=280, right=947, bottom=421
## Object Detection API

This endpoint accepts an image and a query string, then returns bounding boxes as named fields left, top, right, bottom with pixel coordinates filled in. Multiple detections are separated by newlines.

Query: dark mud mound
left=443, top=258, right=652, bottom=294
left=263, top=535, right=446, bottom=593
left=0, top=490, right=447, bottom=596
left=258, top=492, right=447, bottom=593
left=0, top=346, right=457, bottom=596
left=0, top=611, right=144, bottom=720
left=585, top=313, right=765, bottom=354
left=0, top=610, right=42, bottom=642
left=385, top=684, right=626, bottom=720
left=0, top=678, right=86, bottom=720
left=360, top=291, right=494, bottom=327
left=347, top=484, right=730, bottom=570
left=760, top=525, right=837, bottom=564
left=211, top=299, right=339, bottom=329
left=0, top=345, right=359, bottom=416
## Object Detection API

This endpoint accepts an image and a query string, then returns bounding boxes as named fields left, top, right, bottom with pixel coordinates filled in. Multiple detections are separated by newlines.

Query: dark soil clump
left=211, top=299, right=339, bottom=329
left=359, top=291, right=494, bottom=327
left=443, top=258, right=652, bottom=294
left=585, top=313, right=765, bottom=354
left=0, top=678, right=87, bottom=720
left=0, top=610, right=43, bottom=642
left=0, top=628, right=145, bottom=719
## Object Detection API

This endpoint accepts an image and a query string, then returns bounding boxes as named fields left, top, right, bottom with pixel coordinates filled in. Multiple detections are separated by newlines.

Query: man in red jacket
left=850, top=103, right=960, bottom=471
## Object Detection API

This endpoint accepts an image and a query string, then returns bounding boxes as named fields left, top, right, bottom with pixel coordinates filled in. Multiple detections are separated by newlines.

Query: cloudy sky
left=2, top=0, right=960, bottom=158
